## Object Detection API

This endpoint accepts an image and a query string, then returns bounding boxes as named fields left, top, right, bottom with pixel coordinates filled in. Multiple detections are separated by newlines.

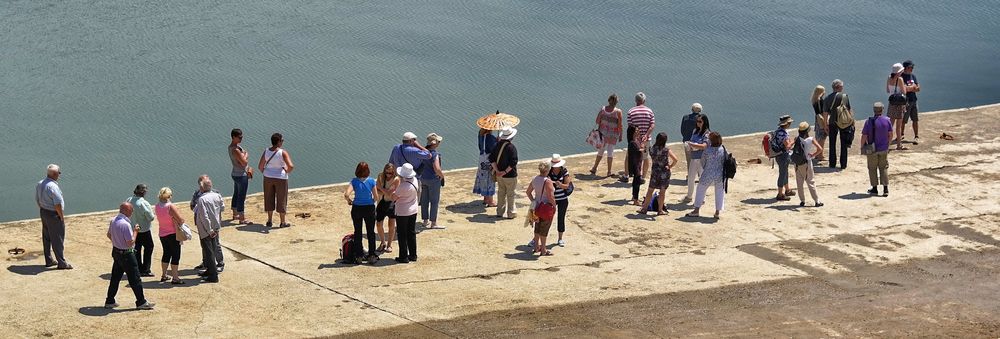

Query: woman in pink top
left=155, top=187, right=186, bottom=284
left=590, top=94, right=623, bottom=177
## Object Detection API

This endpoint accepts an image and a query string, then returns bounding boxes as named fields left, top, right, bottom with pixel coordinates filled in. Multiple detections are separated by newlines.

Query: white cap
left=402, top=132, right=418, bottom=141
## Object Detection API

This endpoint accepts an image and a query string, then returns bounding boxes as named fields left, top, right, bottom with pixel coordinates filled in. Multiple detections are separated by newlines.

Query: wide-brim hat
left=779, top=115, right=794, bottom=126
left=550, top=154, right=565, bottom=168
left=396, top=163, right=417, bottom=179
left=499, top=127, right=518, bottom=140
left=798, top=121, right=810, bottom=132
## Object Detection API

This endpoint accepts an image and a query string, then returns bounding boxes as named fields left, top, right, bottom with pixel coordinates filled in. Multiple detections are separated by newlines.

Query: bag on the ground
left=646, top=192, right=661, bottom=210
left=790, top=137, right=808, bottom=165
left=832, top=93, right=854, bottom=129
left=586, top=128, right=603, bottom=149
left=339, top=234, right=355, bottom=263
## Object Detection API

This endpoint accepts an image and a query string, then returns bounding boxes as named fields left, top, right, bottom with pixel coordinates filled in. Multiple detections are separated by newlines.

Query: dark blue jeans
left=828, top=125, right=854, bottom=169
left=106, top=249, right=146, bottom=306
left=231, top=175, right=248, bottom=213
left=776, top=153, right=790, bottom=188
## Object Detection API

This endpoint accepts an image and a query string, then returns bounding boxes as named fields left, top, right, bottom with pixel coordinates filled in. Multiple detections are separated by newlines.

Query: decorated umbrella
left=476, top=110, right=520, bottom=131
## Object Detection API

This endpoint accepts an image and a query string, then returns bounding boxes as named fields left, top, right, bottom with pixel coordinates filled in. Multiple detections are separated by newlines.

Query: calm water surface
left=2, top=0, right=998, bottom=221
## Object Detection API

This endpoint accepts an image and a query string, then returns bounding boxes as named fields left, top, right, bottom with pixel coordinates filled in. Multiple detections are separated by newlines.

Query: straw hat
left=798, top=121, right=810, bottom=132
left=426, top=133, right=443, bottom=145
left=396, top=163, right=417, bottom=179
left=499, top=127, right=518, bottom=140
left=550, top=154, right=565, bottom=168
left=778, top=115, right=794, bottom=126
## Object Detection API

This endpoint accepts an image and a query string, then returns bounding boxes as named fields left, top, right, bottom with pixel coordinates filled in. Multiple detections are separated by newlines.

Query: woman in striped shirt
left=547, top=154, right=573, bottom=247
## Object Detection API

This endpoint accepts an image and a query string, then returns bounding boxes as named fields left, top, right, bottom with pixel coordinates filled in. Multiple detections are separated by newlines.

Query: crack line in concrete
left=217, top=245, right=456, bottom=338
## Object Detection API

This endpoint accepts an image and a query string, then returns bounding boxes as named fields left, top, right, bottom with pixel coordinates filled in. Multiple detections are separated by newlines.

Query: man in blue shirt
left=36, top=164, right=71, bottom=269
left=105, top=202, right=155, bottom=310
left=901, top=60, right=922, bottom=145
left=389, top=132, right=431, bottom=170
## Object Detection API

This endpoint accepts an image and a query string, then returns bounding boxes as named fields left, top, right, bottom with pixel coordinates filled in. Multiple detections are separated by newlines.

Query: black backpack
left=790, top=137, right=808, bottom=165
left=723, top=147, right=737, bottom=179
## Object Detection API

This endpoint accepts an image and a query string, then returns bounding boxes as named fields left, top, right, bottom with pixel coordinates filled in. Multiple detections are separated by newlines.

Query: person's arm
left=232, top=147, right=249, bottom=168
left=688, top=138, right=708, bottom=151
left=525, top=181, right=535, bottom=202
left=561, top=170, right=573, bottom=189
left=433, top=155, right=444, bottom=180
left=257, top=150, right=267, bottom=172
left=369, top=180, right=378, bottom=203
left=282, top=150, right=294, bottom=173
left=344, top=184, right=355, bottom=205
left=616, top=110, right=624, bottom=142
left=167, top=204, right=185, bottom=226
left=50, top=186, right=65, bottom=220
left=391, top=181, right=404, bottom=201
left=595, top=109, right=602, bottom=126
left=822, top=96, right=830, bottom=132
left=811, top=139, right=824, bottom=158
left=886, top=123, right=895, bottom=146
left=107, top=228, right=112, bottom=240
left=54, top=204, right=64, bottom=221
left=141, top=200, right=155, bottom=222
left=784, top=135, right=794, bottom=150
left=667, top=149, right=678, bottom=169
left=545, top=180, right=556, bottom=203
left=643, top=121, right=656, bottom=147
left=860, top=132, right=868, bottom=146
left=898, top=78, right=908, bottom=95
left=190, top=191, right=198, bottom=211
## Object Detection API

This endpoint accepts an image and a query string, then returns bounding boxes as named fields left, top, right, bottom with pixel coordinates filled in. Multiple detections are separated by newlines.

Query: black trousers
left=396, top=214, right=418, bottom=260
left=134, top=231, right=154, bottom=273
left=159, top=235, right=182, bottom=265
left=199, top=237, right=218, bottom=280
left=106, top=249, right=146, bottom=306
left=828, top=125, right=854, bottom=169
left=351, top=205, right=377, bottom=258
left=631, top=174, right=643, bottom=200
left=555, top=199, right=569, bottom=233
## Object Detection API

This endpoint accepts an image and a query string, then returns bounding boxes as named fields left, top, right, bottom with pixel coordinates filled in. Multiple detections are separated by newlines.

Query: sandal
left=171, top=279, right=186, bottom=285
left=684, top=212, right=700, bottom=218
left=589, top=168, right=597, bottom=176
left=384, top=246, right=393, bottom=253
left=637, top=209, right=648, bottom=214
left=280, top=223, right=292, bottom=228
left=539, top=250, right=553, bottom=256
left=656, top=211, right=667, bottom=216
left=160, top=276, right=170, bottom=282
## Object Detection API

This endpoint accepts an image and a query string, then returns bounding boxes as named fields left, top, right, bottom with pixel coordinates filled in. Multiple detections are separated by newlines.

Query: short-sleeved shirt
left=350, top=177, right=377, bottom=206
left=822, top=92, right=852, bottom=123
left=862, top=115, right=894, bottom=152
left=419, top=150, right=441, bottom=181
left=109, top=214, right=134, bottom=250
left=902, top=73, right=918, bottom=102
left=774, top=128, right=791, bottom=156
left=389, top=144, right=431, bottom=170
left=394, top=178, right=420, bottom=216
left=700, top=146, right=727, bottom=185
left=36, top=178, right=64, bottom=211
left=489, top=140, right=518, bottom=178
left=627, top=105, right=655, bottom=142
left=547, top=167, right=570, bottom=201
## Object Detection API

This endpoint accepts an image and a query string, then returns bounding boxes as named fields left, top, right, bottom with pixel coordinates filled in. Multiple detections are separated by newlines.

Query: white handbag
left=179, top=223, right=194, bottom=241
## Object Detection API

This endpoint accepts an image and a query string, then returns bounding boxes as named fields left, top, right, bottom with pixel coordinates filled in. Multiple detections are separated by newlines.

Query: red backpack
left=340, top=234, right=355, bottom=263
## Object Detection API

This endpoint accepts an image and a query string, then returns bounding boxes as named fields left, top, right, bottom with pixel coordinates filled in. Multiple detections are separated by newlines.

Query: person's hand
left=210, top=231, right=217, bottom=238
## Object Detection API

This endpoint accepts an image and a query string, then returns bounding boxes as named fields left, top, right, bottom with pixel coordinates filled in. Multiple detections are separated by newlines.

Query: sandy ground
left=2, top=104, right=998, bottom=338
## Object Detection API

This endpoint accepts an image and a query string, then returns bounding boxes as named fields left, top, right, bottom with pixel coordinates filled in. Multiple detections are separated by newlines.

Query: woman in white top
left=257, top=133, right=295, bottom=228
left=794, top=122, right=824, bottom=207
left=525, top=161, right=556, bottom=256
left=391, top=163, right=420, bottom=264
left=886, top=63, right=909, bottom=150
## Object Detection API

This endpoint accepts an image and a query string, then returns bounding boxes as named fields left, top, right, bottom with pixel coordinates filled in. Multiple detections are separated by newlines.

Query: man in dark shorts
left=901, top=60, right=921, bottom=145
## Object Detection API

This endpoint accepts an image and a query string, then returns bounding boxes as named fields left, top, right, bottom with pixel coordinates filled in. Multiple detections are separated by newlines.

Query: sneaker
left=816, top=202, right=824, bottom=207
left=799, top=201, right=805, bottom=207
left=140, top=271, right=155, bottom=277
left=913, top=137, right=919, bottom=145
left=882, top=187, right=889, bottom=197
left=194, top=264, right=205, bottom=270
left=394, top=257, right=409, bottom=264
left=557, top=239, right=565, bottom=247
left=431, top=224, right=445, bottom=229
left=527, top=239, right=536, bottom=248
left=216, top=265, right=224, bottom=273
left=867, top=187, right=879, bottom=195
left=680, top=196, right=692, bottom=204
left=56, top=263, right=74, bottom=270
left=408, top=255, right=418, bottom=262
left=104, top=302, right=119, bottom=309
left=137, top=301, right=156, bottom=310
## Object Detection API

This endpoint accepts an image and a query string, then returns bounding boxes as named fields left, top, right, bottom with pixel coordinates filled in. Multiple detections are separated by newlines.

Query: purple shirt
left=109, top=213, right=134, bottom=250
left=862, top=115, right=893, bottom=152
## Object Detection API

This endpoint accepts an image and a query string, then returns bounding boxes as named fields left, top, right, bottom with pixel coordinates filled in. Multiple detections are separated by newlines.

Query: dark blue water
left=2, top=0, right=998, bottom=221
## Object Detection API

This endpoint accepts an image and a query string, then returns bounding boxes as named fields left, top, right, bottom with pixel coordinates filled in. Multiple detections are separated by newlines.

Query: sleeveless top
left=530, top=176, right=552, bottom=208
left=887, top=78, right=903, bottom=95
left=229, top=144, right=247, bottom=177
left=379, top=176, right=396, bottom=202
left=597, top=107, right=622, bottom=142
left=155, top=202, right=176, bottom=237
left=262, top=148, right=288, bottom=179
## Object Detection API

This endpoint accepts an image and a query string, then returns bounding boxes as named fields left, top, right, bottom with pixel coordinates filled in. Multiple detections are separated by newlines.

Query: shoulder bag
left=860, top=117, right=876, bottom=155
left=491, top=142, right=508, bottom=182
left=533, top=179, right=556, bottom=222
